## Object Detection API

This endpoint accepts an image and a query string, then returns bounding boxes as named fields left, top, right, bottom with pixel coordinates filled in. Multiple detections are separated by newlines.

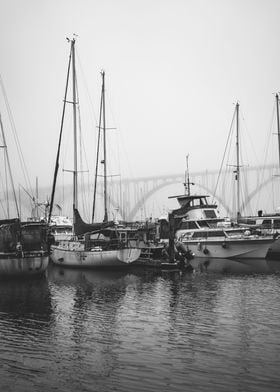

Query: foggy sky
left=1, top=0, right=280, bottom=219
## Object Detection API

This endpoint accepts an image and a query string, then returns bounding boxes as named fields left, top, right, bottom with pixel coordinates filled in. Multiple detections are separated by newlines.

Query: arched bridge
left=2, top=164, right=280, bottom=221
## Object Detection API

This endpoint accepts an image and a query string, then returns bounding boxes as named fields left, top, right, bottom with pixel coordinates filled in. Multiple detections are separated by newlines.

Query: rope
left=212, top=106, right=236, bottom=203
left=0, top=75, right=33, bottom=199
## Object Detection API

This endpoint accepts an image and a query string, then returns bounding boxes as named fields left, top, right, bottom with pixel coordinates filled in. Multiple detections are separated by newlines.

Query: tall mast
left=92, top=73, right=103, bottom=223
left=101, top=71, right=108, bottom=222
left=0, top=112, right=20, bottom=219
left=183, top=154, right=194, bottom=196
left=276, top=93, right=280, bottom=169
left=48, top=38, right=72, bottom=224
left=71, top=38, right=78, bottom=211
left=35, top=176, right=39, bottom=219
left=186, top=154, right=190, bottom=196
left=235, top=102, right=241, bottom=221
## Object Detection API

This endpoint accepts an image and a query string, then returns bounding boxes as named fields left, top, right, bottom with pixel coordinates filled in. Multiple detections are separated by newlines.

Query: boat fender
left=203, top=247, right=209, bottom=254
left=185, top=249, right=194, bottom=260
left=222, top=241, right=227, bottom=248
left=16, top=242, right=23, bottom=256
left=197, top=242, right=202, bottom=250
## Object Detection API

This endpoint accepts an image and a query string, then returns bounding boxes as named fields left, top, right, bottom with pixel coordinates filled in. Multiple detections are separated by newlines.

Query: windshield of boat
left=226, top=230, right=248, bottom=237
left=204, top=210, right=217, bottom=218
left=191, top=231, right=225, bottom=238
left=178, top=221, right=199, bottom=230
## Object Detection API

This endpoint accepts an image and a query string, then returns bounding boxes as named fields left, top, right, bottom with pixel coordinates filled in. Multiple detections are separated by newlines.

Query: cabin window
left=274, top=220, right=280, bottom=229
left=226, top=230, right=244, bottom=236
left=192, top=231, right=208, bottom=238
left=207, top=231, right=225, bottom=237
left=179, top=221, right=198, bottom=230
left=262, top=219, right=272, bottom=228
left=204, top=210, right=217, bottom=218
left=242, top=219, right=256, bottom=225
left=192, top=231, right=225, bottom=238
left=198, top=221, right=210, bottom=228
left=120, top=232, right=127, bottom=241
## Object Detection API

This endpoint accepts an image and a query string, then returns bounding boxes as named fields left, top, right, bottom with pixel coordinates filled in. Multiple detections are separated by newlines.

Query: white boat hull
left=0, top=252, right=49, bottom=277
left=180, top=237, right=275, bottom=259
left=190, top=257, right=272, bottom=274
left=51, top=245, right=141, bottom=267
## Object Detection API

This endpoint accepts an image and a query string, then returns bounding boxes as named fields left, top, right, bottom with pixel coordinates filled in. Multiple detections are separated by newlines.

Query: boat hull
left=266, top=237, right=280, bottom=259
left=0, top=252, right=49, bottom=277
left=180, top=237, right=275, bottom=259
left=190, top=257, right=272, bottom=274
left=51, top=245, right=141, bottom=268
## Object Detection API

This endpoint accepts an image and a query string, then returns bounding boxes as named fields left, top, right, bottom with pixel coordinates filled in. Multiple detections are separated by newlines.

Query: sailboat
left=49, top=38, right=141, bottom=268
left=237, top=94, right=280, bottom=259
left=0, top=101, right=49, bottom=277
left=169, top=104, right=277, bottom=262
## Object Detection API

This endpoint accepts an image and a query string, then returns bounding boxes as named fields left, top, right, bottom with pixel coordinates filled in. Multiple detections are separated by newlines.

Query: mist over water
left=1, top=263, right=280, bottom=392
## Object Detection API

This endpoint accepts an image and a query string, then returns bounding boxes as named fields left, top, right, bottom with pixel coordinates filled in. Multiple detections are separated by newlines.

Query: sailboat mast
left=48, top=38, right=72, bottom=224
left=0, top=112, right=20, bottom=219
left=101, top=71, right=108, bottom=222
left=276, top=93, right=280, bottom=169
left=235, top=102, right=241, bottom=221
left=71, top=39, right=78, bottom=211
left=186, top=154, right=191, bottom=196
left=36, top=176, right=39, bottom=219
left=183, top=154, right=194, bottom=196
left=92, top=75, right=103, bottom=223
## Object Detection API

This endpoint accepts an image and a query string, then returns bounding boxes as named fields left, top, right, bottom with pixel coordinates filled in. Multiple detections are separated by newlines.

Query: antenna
left=183, top=154, right=194, bottom=196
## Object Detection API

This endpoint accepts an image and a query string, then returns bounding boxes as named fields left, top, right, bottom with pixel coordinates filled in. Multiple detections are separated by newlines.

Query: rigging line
left=212, top=106, right=236, bottom=203
left=105, top=82, right=134, bottom=181
left=0, top=75, right=33, bottom=198
left=92, top=80, right=103, bottom=223
left=76, top=49, right=99, bottom=220
left=256, top=102, right=276, bottom=208
left=0, top=154, right=6, bottom=189
left=271, top=177, right=275, bottom=212
left=263, top=102, right=275, bottom=168
left=75, top=73, right=88, bottom=217
left=104, top=87, right=120, bottom=164
left=118, top=174, right=123, bottom=220
left=239, top=148, right=251, bottom=215
left=4, top=155, right=9, bottom=218
left=0, top=112, right=20, bottom=218
left=239, top=107, right=260, bottom=166
left=0, top=197, right=6, bottom=218
left=76, top=49, right=99, bottom=127
left=77, top=119, right=92, bottom=218
left=48, top=39, right=72, bottom=224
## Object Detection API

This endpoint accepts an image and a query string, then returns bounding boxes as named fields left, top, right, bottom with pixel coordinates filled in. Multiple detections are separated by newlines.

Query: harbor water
left=1, top=261, right=280, bottom=392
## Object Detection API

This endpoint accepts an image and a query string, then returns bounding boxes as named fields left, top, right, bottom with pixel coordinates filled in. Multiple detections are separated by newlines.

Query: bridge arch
left=127, top=177, right=232, bottom=220
left=55, top=185, right=126, bottom=222
left=240, top=175, right=279, bottom=214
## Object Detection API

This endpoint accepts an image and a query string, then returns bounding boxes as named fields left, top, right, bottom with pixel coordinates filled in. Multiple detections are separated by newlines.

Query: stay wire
left=0, top=75, right=33, bottom=200
left=212, top=107, right=236, bottom=203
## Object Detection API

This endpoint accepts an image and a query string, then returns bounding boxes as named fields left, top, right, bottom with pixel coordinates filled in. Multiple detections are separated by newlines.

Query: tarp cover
left=73, top=208, right=115, bottom=236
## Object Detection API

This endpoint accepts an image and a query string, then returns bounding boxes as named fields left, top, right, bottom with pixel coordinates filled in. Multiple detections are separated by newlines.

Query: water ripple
left=0, top=265, right=280, bottom=391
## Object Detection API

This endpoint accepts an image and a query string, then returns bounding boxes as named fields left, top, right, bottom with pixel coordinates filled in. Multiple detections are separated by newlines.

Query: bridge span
left=2, top=164, right=280, bottom=221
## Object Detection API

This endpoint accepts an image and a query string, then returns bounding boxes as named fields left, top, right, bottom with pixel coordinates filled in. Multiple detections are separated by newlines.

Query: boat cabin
left=176, top=226, right=253, bottom=242
left=239, top=215, right=280, bottom=233
left=169, top=194, right=220, bottom=221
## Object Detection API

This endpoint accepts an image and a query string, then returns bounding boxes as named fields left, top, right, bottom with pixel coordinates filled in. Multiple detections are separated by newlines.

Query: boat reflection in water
left=1, top=263, right=280, bottom=391
left=0, top=276, right=53, bottom=391
left=0, top=275, right=51, bottom=316
left=189, top=257, right=279, bottom=274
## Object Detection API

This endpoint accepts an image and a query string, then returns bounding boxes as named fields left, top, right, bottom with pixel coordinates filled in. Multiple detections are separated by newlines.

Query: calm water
left=1, top=261, right=280, bottom=392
